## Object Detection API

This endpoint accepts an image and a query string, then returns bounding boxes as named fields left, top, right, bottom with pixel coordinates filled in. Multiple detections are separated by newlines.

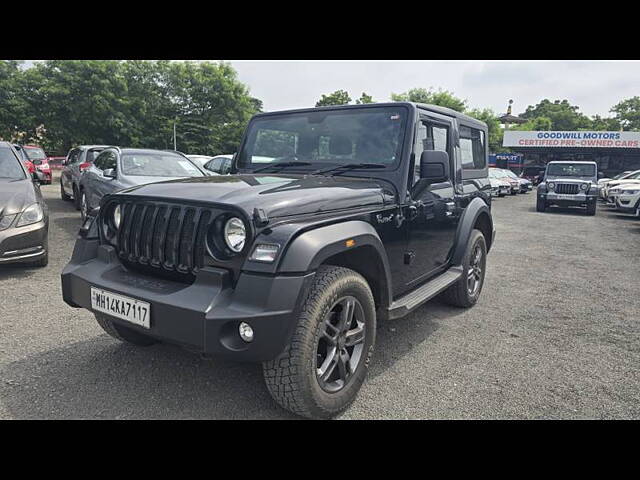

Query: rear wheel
left=94, top=313, right=158, bottom=346
left=440, top=229, right=487, bottom=308
left=263, top=265, right=376, bottom=419
left=536, top=197, right=547, bottom=212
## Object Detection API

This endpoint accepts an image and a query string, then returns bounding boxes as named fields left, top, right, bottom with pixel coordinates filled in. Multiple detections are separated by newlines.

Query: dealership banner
left=503, top=131, right=640, bottom=148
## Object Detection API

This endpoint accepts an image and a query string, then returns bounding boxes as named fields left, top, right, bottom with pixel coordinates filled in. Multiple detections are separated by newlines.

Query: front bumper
left=539, top=192, right=597, bottom=207
left=615, top=195, right=640, bottom=215
left=0, top=220, right=48, bottom=265
left=61, top=238, right=314, bottom=362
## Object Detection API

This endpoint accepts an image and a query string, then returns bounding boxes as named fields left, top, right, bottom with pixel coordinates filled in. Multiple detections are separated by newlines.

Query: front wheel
left=80, top=190, right=88, bottom=222
left=536, top=197, right=547, bottom=212
left=263, top=265, right=376, bottom=419
left=586, top=203, right=596, bottom=216
left=439, top=229, right=487, bottom=308
left=60, top=179, right=72, bottom=201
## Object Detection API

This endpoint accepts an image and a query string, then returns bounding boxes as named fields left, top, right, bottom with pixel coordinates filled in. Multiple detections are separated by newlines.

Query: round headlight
left=113, top=205, right=121, bottom=229
left=580, top=183, right=589, bottom=190
left=224, top=217, right=246, bottom=253
left=547, top=182, right=555, bottom=190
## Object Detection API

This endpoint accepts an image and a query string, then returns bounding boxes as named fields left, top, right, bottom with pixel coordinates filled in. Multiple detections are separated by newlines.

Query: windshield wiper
left=312, top=163, right=387, bottom=176
left=252, top=161, right=312, bottom=173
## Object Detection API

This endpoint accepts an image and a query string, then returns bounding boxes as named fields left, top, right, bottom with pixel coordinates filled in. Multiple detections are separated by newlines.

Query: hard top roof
left=252, top=102, right=487, bottom=129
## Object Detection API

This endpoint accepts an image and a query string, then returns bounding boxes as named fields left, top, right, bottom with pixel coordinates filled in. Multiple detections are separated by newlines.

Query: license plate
left=90, top=287, right=151, bottom=329
left=556, top=194, right=576, bottom=200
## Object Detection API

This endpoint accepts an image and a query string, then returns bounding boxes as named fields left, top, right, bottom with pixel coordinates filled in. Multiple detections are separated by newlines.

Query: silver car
left=60, top=145, right=110, bottom=210
left=78, top=147, right=206, bottom=221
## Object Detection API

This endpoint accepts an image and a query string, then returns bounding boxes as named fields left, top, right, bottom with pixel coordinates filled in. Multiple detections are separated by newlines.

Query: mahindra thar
left=61, top=102, right=495, bottom=419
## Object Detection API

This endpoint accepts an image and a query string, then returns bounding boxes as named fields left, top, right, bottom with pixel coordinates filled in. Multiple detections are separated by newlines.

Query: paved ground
left=1, top=176, right=639, bottom=419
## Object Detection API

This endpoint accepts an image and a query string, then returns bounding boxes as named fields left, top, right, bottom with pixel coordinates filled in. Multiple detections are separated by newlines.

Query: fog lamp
left=239, top=322, right=254, bottom=342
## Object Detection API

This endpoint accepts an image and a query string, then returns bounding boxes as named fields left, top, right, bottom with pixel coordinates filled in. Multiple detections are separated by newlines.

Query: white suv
left=614, top=184, right=640, bottom=217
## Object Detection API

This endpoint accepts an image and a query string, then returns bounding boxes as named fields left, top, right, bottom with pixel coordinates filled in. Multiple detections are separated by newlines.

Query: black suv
left=61, top=103, right=495, bottom=419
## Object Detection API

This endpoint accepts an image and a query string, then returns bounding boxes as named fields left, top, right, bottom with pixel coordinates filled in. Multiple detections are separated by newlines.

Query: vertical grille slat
left=106, top=200, right=220, bottom=281
left=555, top=183, right=580, bottom=195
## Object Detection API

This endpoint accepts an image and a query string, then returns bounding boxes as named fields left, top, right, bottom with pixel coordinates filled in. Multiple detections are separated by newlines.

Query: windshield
left=237, top=106, right=408, bottom=171
left=488, top=169, right=503, bottom=178
left=0, top=147, right=27, bottom=179
left=502, top=170, right=518, bottom=179
left=547, top=163, right=596, bottom=177
left=121, top=153, right=204, bottom=177
left=23, top=146, right=46, bottom=160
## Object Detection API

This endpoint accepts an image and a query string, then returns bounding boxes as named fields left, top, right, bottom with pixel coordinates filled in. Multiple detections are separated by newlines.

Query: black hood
left=112, top=174, right=389, bottom=219
left=0, top=178, right=38, bottom=216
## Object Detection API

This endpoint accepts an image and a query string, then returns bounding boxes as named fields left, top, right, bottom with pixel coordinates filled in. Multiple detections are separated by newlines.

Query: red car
left=47, top=156, right=67, bottom=171
left=22, top=145, right=51, bottom=184
left=13, top=144, right=36, bottom=175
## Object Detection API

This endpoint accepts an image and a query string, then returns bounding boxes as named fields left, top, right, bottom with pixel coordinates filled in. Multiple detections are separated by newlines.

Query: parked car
left=0, top=141, right=49, bottom=267
left=77, top=147, right=207, bottom=221
left=606, top=181, right=640, bottom=206
left=536, top=161, right=599, bottom=215
left=13, top=144, right=36, bottom=176
left=62, top=102, right=496, bottom=419
left=614, top=184, right=640, bottom=217
left=47, top=156, right=67, bottom=171
left=185, top=154, right=214, bottom=168
left=520, top=165, right=546, bottom=185
left=490, top=167, right=519, bottom=195
left=502, top=168, right=532, bottom=193
left=202, top=154, right=233, bottom=175
left=60, top=145, right=109, bottom=209
left=488, top=168, right=511, bottom=197
left=602, top=170, right=640, bottom=203
left=20, top=145, right=51, bottom=184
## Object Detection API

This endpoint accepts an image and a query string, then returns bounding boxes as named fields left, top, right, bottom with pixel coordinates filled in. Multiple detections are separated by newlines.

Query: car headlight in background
left=224, top=217, right=246, bottom=253
left=624, top=190, right=640, bottom=195
left=0, top=214, right=16, bottom=231
left=249, top=243, right=280, bottom=263
left=113, top=204, right=121, bottom=229
left=547, top=182, right=555, bottom=190
left=16, top=203, right=44, bottom=227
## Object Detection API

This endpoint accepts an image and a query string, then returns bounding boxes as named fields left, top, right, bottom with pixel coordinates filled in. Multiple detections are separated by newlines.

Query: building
left=503, top=130, right=640, bottom=177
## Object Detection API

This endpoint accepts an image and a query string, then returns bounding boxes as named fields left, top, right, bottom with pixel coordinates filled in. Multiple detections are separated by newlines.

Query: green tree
left=610, top=96, right=640, bottom=131
left=511, top=116, right=553, bottom=132
left=355, top=92, right=374, bottom=104
left=315, top=90, right=352, bottom=107
left=589, top=114, right=621, bottom=131
left=520, top=99, right=591, bottom=130
left=391, top=87, right=467, bottom=112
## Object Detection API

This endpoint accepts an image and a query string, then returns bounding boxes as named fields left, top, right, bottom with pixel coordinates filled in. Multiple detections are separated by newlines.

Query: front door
left=404, top=114, right=460, bottom=289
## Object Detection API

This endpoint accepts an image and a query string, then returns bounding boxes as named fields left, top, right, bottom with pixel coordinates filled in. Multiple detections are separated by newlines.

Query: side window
left=459, top=126, right=486, bottom=170
left=413, top=119, right=450, bottom=185
left=68, top=149, right=80, bottom=164
left=103, top=152, right=117, bottom=171
left=93, top=151, right=113, bottom=170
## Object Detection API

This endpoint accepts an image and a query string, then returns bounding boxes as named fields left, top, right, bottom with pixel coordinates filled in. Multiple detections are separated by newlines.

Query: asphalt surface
left=1, top=176, right=639, bottom=419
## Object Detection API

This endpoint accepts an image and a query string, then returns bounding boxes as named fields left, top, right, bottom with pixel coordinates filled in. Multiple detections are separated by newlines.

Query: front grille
left=555, top=183, right=579, bottom=194
left=105, top=200, right=219, bottom=280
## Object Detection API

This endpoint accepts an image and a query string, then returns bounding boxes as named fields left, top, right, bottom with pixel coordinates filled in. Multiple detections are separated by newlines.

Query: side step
left=384, top=266, right=463, bottom=320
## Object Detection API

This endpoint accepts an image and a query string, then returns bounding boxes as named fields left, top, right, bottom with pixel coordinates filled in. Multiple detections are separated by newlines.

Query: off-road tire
left=439, top=229, right=487, bottom=308
left=263, top=265, right=376, bottom=419
left=536, top=197, right=546, bottom=212
left=95, top=313, right=158, bottom=346
left=60, top=179, right=72, bottom=201
left=586, top=203, right=596, bottom=216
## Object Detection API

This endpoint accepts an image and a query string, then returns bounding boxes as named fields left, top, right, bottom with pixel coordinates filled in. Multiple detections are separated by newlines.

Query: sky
left=226, top=60, right=640, bottom=118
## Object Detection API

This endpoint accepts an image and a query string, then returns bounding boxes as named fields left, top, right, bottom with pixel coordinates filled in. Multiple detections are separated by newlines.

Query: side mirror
left=597, top=171, right=604, bottom=179
left=103, top=168, right=116, bottom=179
left=32, top=170, right=45, bottom=182
left=420, top=150, right=450, bottom=183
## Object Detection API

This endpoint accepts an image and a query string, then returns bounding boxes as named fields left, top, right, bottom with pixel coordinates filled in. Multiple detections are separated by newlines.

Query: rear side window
left=459, top=126, right=486, bottom=170
left=67, top=149, right=80, bottom=164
